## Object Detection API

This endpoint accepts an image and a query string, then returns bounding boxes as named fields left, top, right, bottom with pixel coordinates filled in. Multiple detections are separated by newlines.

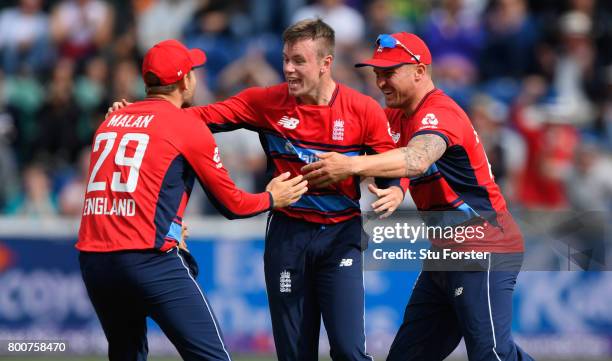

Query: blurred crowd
left=0, top=0, right=611, bottom=218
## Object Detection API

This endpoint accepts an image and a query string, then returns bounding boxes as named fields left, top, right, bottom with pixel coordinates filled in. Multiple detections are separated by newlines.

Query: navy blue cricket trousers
left=79, top=247, right=231, bottom=361
left=264, top=212, right=373, bottom=361
left=387, top=253, right=534, bottom=361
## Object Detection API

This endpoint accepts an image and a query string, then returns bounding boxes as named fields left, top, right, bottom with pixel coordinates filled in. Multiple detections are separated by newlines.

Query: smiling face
left=372, top=65, right=418, bottom=109
left=283, top=38, right=332, bottom=100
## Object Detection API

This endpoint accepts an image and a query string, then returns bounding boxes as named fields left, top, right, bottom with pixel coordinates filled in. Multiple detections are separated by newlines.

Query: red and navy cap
left=355, top=32, right=432, bottom=68
left=142, top=39, right=206, bottom=85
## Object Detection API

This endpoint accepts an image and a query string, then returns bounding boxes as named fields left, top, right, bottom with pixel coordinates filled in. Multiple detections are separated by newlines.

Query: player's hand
left=179, top=224, right=189, bottom=251
left=301, top=152, right=354, bottom=188
left=106, top=98, right=132, bottom=118
left=368, top=184, right=404, bottom=219
left=266, top=172, right=308, bottom=208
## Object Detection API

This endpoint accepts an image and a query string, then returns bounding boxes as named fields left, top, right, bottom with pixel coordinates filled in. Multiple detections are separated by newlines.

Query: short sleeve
left=364, top=99, right=397, bottom=154
left=411, top=106, right=464, bottom=147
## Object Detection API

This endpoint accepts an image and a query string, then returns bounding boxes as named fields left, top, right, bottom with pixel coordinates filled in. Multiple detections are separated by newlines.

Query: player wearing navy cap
left=77, top=39, right=307, bottom=361
left=303, top=33, right=534, bottom=361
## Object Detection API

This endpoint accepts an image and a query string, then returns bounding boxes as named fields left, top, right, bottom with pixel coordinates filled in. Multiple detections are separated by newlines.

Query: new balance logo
left=454, top=287, right=463, bottom=297
left=278, top=116, right=300, bottom=129
left=339, top=258, right=353, bottom=267
left=280, top=270, right=291, bottom=293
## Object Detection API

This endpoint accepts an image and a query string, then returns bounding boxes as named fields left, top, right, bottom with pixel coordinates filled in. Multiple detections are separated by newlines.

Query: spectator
left=34, top=58, right=81, bottom=166
left=363, top=0, right=413, bottom=42
left=111, top=59, right=144, bottom=102
left=552, top=11, right=598, bottom=126
left=470, top=94, right=526, bottom=199
left=58, top=147, right=89, bottom=216
left=292, top=0, right=365, bottom=50
left=134, top=0, right=201, bottom=54
left=3, top=66, right=44, bottom=163
left=421, top=0, right=483, bottom=107
left=512, top=78, right=580, bottom=210
left=479, top=0, right=539, bottom=81
left=183, top=1, right=244, bottom=91
left=216, top=51, right=281, bottom=97
left=4, top=163, right=57, bottom=217
left=0, top=0, right=52, bottom=75
left=73, top=56, right=109, bottom=143
left=560, top=137, right=612, bottom=270
left=603, top=65, right=612, bottom=147
left=565, top=138, right=612, bottom=211
left=421, top=0, right=484, bottom=69
left=0, top=71, right=19, bottom=210
left=50, top=0, right=114, bottom=64
left=567, top=0, right=612, bottom=66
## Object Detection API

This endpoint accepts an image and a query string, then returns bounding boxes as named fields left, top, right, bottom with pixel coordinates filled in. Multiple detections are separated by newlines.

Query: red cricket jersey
left=185, top=83, right=400, bottom=224
left=387, top=89, right=523, bottom=252
left=77, top=98, right=272, bottom=252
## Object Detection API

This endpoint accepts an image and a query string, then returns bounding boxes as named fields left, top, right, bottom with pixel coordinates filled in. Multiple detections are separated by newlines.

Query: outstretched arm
left=302, top=134, right=447, bottom=186
left=354, top=134, right=447, bottom=178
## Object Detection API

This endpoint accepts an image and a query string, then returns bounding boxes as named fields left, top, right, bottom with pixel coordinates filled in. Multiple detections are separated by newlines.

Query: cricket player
left=77, top=39, right=307, bottom=361
left=107, top=20, right=404, bottom=361
left=187, top=20, right=404, bottom=361
left=303, top=33, right=534, bottom=361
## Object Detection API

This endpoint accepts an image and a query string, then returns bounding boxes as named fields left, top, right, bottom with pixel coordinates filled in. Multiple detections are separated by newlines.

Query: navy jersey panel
left=387, top=254, right=534, bottom=361
left=153, top=155, right=191, bottom=249
left=263, top=213, right=373, bottom=361
left=79, top=249, right=231, bottom=361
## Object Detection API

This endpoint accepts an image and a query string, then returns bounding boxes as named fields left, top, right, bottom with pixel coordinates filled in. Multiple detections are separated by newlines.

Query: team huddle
left=77, top=19, right=534, bottom=361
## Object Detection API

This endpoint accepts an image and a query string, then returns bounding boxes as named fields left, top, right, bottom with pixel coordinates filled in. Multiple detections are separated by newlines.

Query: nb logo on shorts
left=278, top=116, right=300, bottom=129
left=454, top=287, right=463, bottom=297
left=339, top=258, right=353, bottom=267
left=280, top=270, right=291, bottom=293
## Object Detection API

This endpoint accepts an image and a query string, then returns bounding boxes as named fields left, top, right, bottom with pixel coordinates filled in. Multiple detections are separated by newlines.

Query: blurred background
left=0, top=0, right=611, bottom=360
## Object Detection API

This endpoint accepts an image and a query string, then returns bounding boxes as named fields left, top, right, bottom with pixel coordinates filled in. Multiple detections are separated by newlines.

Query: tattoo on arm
left=401, top=134, right=447, bottom=177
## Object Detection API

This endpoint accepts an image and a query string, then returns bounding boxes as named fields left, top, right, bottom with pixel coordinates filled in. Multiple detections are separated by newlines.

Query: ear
left=321, top=54, right=334, bottom=74
left=414, top=64, right=427, bottom=80
left=178, top=72, right=191, bottom=91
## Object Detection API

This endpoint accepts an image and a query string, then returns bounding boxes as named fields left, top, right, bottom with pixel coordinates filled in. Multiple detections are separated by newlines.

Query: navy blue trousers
left=79, top=247, right=231, bottom=361
left=387, top=253, right=534, bottom=361
left=264, top=212, right=373, bottom=361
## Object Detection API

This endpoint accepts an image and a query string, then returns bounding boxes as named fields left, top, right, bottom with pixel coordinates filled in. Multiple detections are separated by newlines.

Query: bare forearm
left=352, top=149, right=414, bottom=178
left=352, top=134, right=447, bottom=178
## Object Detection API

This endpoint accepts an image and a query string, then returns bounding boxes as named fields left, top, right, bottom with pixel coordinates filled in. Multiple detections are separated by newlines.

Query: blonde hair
left=282, top=18, right=335, bottom=59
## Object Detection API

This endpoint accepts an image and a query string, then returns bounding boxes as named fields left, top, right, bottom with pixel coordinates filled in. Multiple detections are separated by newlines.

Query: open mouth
left=287, top=79, right=302, bottom=88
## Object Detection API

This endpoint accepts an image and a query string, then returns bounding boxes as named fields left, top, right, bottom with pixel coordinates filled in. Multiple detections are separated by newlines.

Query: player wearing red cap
left=303, top=33, right=534, bottom=361
left=184, top=20, right=402, bottom=361
left=105, top=21, right=403, bottom=361
left=77, top=39, right=307, bottom=361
